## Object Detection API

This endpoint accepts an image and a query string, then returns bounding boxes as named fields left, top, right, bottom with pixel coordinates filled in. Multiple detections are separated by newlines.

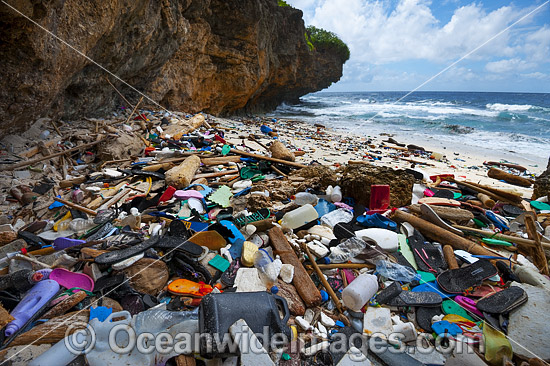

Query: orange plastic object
left=167, top=279, right=213, bottom=297
left=188, top=231, right=227, bottom=250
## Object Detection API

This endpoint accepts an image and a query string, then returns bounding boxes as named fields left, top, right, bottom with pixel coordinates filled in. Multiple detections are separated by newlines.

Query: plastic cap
left=335, top=320, right=345, bottom=327
left=270, top=286, right=279, bottom=294
left=320, top=290, right=329, bottom=302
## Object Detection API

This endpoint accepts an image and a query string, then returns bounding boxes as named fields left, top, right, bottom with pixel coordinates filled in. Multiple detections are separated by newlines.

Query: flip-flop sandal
left=234, top=208, right=271, bottom=227
left=501, top=205, right=524, bottom=217
left=485, top=211, right=509, bottom=231
left=495, top=261, right=520, bottom=283
left=416, top=306, right=444, bottom=333
left=172, top=253, right=212, bottom=284
left=467, top=285, right=503, bottom=298
left=188, top=231, right=227, bottom=250
left=476, top=286, right=527, bottom=314
left=442, top=300, right=475, bottom=321
left=167, top=219, right=192, bottom=239
left=376, top=281, right=402, bottom=305
left=453, top=250, right=501, bottom=282
left=154, top=237, right=203, bottom=257
left=454, top=295, right=483, bottom=318
left=93, top=274, right=127, bottom=293
left=432, top=189, right=456, bottom=199
left=408, top=230, right=447, bottom=274
left=85, top=222, right=117, bottom=241
left=356, top=213, right=397, bottom=231
left=437, top=260, right=497, bottom=294
left=420, top=203, right=464, bottom=236
left=392, top=251, right=415, bottom=270
left=50, top=268, right=94, bottom=292
left=95, top=237, right=159, bottom=265
left=386, top=290, right=442, bottom=307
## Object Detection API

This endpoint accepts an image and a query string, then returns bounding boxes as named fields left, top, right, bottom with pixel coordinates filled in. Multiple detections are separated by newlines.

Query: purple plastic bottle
left=5, top=279, right=60, bottom=336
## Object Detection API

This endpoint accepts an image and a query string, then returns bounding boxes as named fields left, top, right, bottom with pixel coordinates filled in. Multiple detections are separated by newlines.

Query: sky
left=285, top=0, right=550, bottom=93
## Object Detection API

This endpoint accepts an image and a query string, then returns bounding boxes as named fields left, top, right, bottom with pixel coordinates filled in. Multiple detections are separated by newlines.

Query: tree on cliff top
left=306, top=26, right=350, bottom=63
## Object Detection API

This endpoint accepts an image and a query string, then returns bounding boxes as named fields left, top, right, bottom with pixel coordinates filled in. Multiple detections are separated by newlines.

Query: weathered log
left=165, top=155, right=202, bottom=189
left=201, top=156, right=242, bottom=166
left=487, top=167, right=533, bottom=187
left=268, top=226, right=321, bottom=307
left=409, top=204, right=474, bottom=222
left=391, top=210, right=496, bottom=258
left=443, top=245, right=459, bottom=269
left=231, top=149, right=307, bottom=168
left=477, top=193, right=495, bottom=208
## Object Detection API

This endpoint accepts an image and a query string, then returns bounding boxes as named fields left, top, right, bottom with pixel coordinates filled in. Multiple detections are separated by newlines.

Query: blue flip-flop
left=356, top=213, right=397, bottom=230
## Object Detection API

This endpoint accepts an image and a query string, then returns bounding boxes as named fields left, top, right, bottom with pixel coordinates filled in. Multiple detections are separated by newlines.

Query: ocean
left=270, top=91, right=550, bottom=165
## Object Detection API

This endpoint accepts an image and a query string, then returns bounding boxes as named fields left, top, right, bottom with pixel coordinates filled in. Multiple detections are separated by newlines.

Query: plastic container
left=293, top=192, right=319, bottom=206
left=5, top=279, right=60, bottom=336
left=327, top=236, right=367, bottom=263
left=369, top=185, right=390, bottom=213
left=199, top=292, right=291, bottom=358
left=280, top=204, right=319, bottom=230
left=342, top=273, right=379, bottom=311
left=330, top=186, right=342, bottom=203
left=253, top=249, right=278, bottom=289
left=376, top=260, right=420, bottom=283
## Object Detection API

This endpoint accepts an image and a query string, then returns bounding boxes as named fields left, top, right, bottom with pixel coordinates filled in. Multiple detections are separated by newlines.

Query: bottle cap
left=320, top=290, right=329, bottom=302
left=270, top=286, right=279, bottom=294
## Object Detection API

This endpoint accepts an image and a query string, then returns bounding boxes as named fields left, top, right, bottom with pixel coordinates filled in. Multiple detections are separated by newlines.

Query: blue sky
left=286, top=0, right=550, bottom=92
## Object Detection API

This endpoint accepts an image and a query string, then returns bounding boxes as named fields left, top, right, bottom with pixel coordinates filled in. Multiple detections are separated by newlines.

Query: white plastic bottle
left=280, top=204, right=319, bottom=229
left=342, top=273, right=379, bottom=311
left=331, top=185, right=342, bottom=202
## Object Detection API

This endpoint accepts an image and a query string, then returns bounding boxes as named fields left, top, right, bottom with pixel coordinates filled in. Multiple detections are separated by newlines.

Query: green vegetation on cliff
left=278, top=0, right=291, bottom=7
left=306, top=26, right=350, bottom=62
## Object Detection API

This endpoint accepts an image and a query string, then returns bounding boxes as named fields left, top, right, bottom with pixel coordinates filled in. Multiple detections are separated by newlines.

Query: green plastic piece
left=417, top=271, right=436, bottom=284
left=482, top=238, right=513, bottom=247
left=209, top=185, right=233, bottom=208
left=442, top=300, right=475, bottom=321
left=473, top=218, right=487, bottom=228
left=531, top=200, right=550, bottom=211
left=281, top=353, right=291, bottom=361
left=221, top=144, right=231, bottom=156
left=240, top=166, right=262, bottom=179
left=208, top=255, right=230, bottom=272
left=399, top=234, right=418, bottom=270
left=453, top=192, right=462, bottom=199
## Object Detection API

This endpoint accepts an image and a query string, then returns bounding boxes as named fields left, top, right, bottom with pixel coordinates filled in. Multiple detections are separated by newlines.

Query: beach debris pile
left=0, top=110, right=549, bottom=366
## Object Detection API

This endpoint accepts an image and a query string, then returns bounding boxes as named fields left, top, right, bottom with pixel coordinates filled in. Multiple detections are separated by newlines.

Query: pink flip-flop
left=50, top=268, right=94, bottom=292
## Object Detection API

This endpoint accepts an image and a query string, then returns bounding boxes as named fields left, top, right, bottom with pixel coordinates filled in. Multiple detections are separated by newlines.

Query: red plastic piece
left=158, top=186, right=177, bottom=204
left=369, top=185, right=390, bottom=214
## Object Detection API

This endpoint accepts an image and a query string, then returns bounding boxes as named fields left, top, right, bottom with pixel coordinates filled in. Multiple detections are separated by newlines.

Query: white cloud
left=291, top=0, right=526, bottom=64
left=485, top=58, right=536, bottom=73
left=521, top=71, right=549, bottom=79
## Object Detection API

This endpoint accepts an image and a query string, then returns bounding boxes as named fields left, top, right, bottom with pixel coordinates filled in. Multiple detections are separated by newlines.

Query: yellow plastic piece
left=241, top=241, right=258, bottom=267
left=483, top=321, right=512, bottom=365
left=188, top=231, right=227, bottom=250
left=53, top=211, right=72, bottom=232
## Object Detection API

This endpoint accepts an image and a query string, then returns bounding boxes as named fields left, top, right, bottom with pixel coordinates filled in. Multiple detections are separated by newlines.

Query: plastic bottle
left=69, top=218, right=95, bottom=232
left=293, top=192, right=319, bottom=206
left=376, top=260, right=420, bottom=283
left=330, top=186, right=342, bottom=203
left=5, top=279, right=60, bottom=336
left=320, top=208, right=353, bottom=228
left=253, top=249, right=278, bottom=290
left=280, top=204, right=319, bottom=230
left=342, top=273, right=379, bottom=311
left=327, top=237, right=367, bottom=263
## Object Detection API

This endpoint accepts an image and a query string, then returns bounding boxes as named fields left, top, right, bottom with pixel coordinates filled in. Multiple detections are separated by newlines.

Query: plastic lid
left=221, top=144, right=231, bottom=156
left=270, top=286, right=279, bottom=294
left=320, top=290, right=329, bottom=302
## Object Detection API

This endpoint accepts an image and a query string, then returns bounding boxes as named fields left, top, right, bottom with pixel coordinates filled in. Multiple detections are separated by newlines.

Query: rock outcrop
left=0, top=0, right=346, bottom=138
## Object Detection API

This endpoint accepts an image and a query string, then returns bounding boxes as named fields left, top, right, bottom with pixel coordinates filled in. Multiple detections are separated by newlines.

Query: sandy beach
left=217, top=115, right=542, bottom=198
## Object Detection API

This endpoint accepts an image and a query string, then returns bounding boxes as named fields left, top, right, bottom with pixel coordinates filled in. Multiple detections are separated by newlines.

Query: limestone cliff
left=0, top=0, right=346, bottom=137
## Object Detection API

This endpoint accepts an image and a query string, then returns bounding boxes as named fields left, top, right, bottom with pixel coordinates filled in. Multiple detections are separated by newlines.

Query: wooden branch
left=487, top=167, right=533, bottom=187
left=54, top=197, right=98, bottom=216
left=230, top=149, right=307, bottom=168
left=4, top=139, right=105, bottom=171
left=268, top=226, right=321, bottom=307
left=524, top=213, right=549, bottom=275
left=193, top=169, right=239, bottom=180
left=453, top=225, right=550, bottom=250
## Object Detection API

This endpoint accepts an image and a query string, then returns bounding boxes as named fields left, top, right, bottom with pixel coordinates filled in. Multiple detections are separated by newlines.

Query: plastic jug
left=6, top=279, right=60, bottom=336
left=199, top=292, right=291, bottom=358
left=280, top=204, right=318, bottom=230
left=341, top=273, right=379, bottom=311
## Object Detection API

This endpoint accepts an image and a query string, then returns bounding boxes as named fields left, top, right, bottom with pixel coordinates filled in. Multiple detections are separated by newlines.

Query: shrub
left=278, top=0, right=291, bottom=7
left=306, top=25, right=350, bottom=62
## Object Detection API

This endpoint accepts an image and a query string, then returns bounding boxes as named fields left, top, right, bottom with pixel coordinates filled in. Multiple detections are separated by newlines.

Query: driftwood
left=201, top=156, right=242, bottom=166
left=165, top=155, right=202, bottom=189
left=477, top=193, right=495, bottom=208
left=230, top=149, right=307, bottom=168
left=449, top=177, right=523, bottom=204
left=4, top=138, right=105, bottom=171
left=391, top=210, right=496, bottom=258
left=54, top=197, right=98, bottom=216
left=443, top=245, right=459, bottom=269
left=409, top=204, right=473, bottom=222
left=453, top=225, right=550, bottom=250
left=269, top=141, right=295, bottom=162
left=486, top=161, right=527, bottom=172
left=268, top=227, right=321, bottom=307
left=524, top=213, right=549, bottom=275
left=487, top=167, right=533, bottom=187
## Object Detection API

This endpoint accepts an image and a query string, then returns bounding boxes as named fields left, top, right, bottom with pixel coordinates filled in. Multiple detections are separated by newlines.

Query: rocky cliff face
left=0, top=0, right=345, bottom=137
